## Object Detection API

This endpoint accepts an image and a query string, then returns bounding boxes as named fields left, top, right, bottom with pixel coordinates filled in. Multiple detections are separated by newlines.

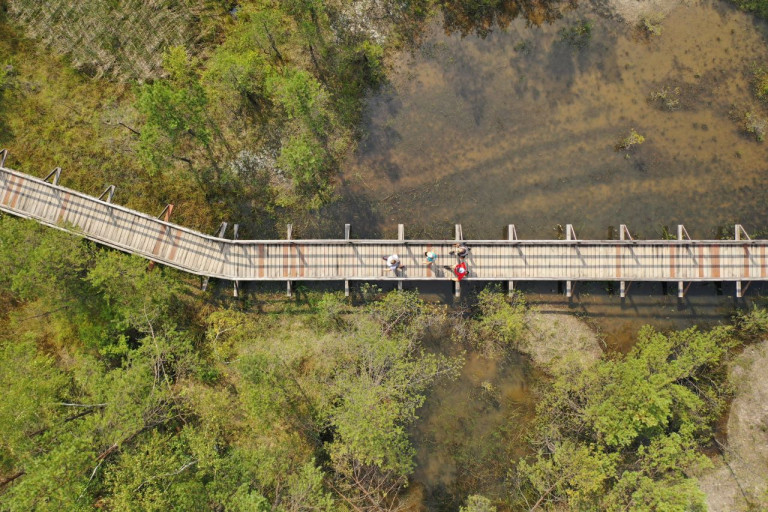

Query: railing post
left=397, top=224, right=404, bottom=291
left=0, top=149, right=8, bottom=168
left=286, top=224, right=293, bottom=297
left=735, top=224, right=751, bottom=297
left=43, top=167, right=62, bottom=186
left=566, top=224, right=576, bottom=298
left=619, top=224, right=631, bottom=297
left=345, top=224, right=351, bottom=297
left=97, top=185, right=116, bottom=203
left=454, top=224, right=462, bottom=298
left=508, top=224, right=517, bottom=296
left=233, top=224, right=240, bottom=298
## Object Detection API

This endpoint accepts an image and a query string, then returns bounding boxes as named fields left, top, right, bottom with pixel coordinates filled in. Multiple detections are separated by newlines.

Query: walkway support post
left=345, top=224, right=351, bottom=297
left=398, top=224, right=404, bottom=291
left=619, top=224, right=632, bottom=298
left=678, top=225, right=692, bottom=298
left=233, top=224, right=240, bottom=298
left=508, top=224, right=517, bottom=296
left=566, top=224, right=576, bottom=298
left=0, top=149, right=7, bottom=168
left=736, top=224, right=752, bottom=298
left=287, top=224, right=293, bottom=298
left=454, top=224, right=462, bottom=298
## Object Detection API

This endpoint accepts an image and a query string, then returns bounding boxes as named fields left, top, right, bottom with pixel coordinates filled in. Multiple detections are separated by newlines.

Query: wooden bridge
left=1, top=151, right=765, bottom=298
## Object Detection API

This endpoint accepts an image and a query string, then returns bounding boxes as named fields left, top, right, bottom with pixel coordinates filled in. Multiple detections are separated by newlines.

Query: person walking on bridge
left=383, top=254, right=405, bottom=274
left=443, top=262, right=468, bottom=281
left=450, top=243, right=471, bottom=259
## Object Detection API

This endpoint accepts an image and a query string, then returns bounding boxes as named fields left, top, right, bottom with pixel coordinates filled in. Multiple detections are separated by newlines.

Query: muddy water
left=409, top=351, right=538, bottom=510
left=346, top=2, right=768, bottom=241
left=338, top=0, right=768, bottom=337
left=340, top=1, right=768, bottom=508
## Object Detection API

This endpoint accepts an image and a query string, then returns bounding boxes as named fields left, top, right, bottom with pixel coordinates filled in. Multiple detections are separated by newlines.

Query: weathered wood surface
left=2, top=165, right=767, bottom=283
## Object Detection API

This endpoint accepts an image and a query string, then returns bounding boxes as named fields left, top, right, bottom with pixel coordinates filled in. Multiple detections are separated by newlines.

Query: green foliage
left=742, top=109, right=767, bottom=141
left=735, top=305, right=768, bottom=339
left=639, top=13, right=665, bottom=37
left=278, top=131, right=333, bottom=202
left=474, top=287, right=526, bottom=347
left=514, top=325, right=735, bottom=510
left=752, top=66, right=768, bottom=101
left=0, top=337, right=69, bottom=470
left=460, top=495, right=497, bottom=512
left=315, top=292, right=348, bottom=329
left=137, top=47, right=211, bottom=173
left=615, top=128, right=646, bottom=151
left=730, top=0, right=768, bottom=19
left=369, top=290, right=426, bottom=336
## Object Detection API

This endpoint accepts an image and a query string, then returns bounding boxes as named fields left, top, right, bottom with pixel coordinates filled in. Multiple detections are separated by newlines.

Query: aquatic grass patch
left=557, top=19, right=593, bottom=50
left=648, top=86, right=681, bottom=111
left=730, top=105, right=767, bottom=142
left=614, top=128, right=645, bottom=151
left=752, top=65, right=768, bottom=102
left=639, top=13, right=665, bottom=37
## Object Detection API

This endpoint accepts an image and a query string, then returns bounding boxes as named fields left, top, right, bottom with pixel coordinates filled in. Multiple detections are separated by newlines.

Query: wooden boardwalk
left=1, top=154, right=766, bottom=298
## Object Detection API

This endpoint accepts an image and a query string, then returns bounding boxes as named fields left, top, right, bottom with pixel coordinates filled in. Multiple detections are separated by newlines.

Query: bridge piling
left=508, top=224, right=517, bottom=296
left=345, top=224, right=351, bottom=297
left=398, top=224, right=404, bottom=291
left=287, top=224, right=293, bottom=297
left=454, top=224, right=462, bottom=298
left=233, top=224, right=240, bottom=298
left=566, top=224, right=576, bottom=298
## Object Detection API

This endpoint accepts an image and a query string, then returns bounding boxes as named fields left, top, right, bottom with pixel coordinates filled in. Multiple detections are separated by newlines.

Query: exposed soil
left=699, top=340, right=768, bottom=511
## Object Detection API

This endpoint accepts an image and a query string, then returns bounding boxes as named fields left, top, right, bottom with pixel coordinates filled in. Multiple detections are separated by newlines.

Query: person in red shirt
left=443, top=262, right=468, bottom=281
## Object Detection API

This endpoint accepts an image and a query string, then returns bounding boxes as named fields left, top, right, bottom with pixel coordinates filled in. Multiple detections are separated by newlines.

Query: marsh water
left=331, top=0, right=768, bottom=508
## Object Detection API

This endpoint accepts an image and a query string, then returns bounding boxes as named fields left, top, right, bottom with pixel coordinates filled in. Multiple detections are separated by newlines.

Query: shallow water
left=334, top=0, right=768, bottom=338
left=409, top=351, right=538, bottom=510
left=335, top=1, right=768, bottom=507
left=343, top=1, right=768, bottom=241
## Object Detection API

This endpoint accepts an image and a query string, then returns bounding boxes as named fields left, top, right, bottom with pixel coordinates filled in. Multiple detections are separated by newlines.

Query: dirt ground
left=698, top=341, right=768, bottom=511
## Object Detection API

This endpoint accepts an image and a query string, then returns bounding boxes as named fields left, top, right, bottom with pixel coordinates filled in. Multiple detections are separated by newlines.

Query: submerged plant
left=639, top=13, right=665, bottom=37
left=558, top=20, right=592, bottom=50
left=743, top=111, right=767, bottom=141
left=731, top=106, right=767, bottom=142
left=615, top=129, right=645, bottom=151
left=752, top=65, right=768, bottom=101
left=648, top=86, right=681, bottom=111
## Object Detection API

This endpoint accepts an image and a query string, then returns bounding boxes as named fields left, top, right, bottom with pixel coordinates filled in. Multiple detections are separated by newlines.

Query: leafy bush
left=513, top=324, right=737, bottom=510
left=639, top=13, right=665, bottom=37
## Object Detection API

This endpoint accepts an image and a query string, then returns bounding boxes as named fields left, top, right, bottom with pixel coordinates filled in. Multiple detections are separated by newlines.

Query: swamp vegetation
left=2, top=0, right=768, bottom=510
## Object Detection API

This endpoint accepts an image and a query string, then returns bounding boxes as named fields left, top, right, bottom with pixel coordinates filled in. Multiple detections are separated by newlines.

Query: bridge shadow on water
left=236, top=278, right=766, bottom=351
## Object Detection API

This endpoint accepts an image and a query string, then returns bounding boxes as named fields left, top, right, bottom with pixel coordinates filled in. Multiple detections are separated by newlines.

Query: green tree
left=137, top=47, right=211, bottom=173
left=515, top=325, right=734, bottom=510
